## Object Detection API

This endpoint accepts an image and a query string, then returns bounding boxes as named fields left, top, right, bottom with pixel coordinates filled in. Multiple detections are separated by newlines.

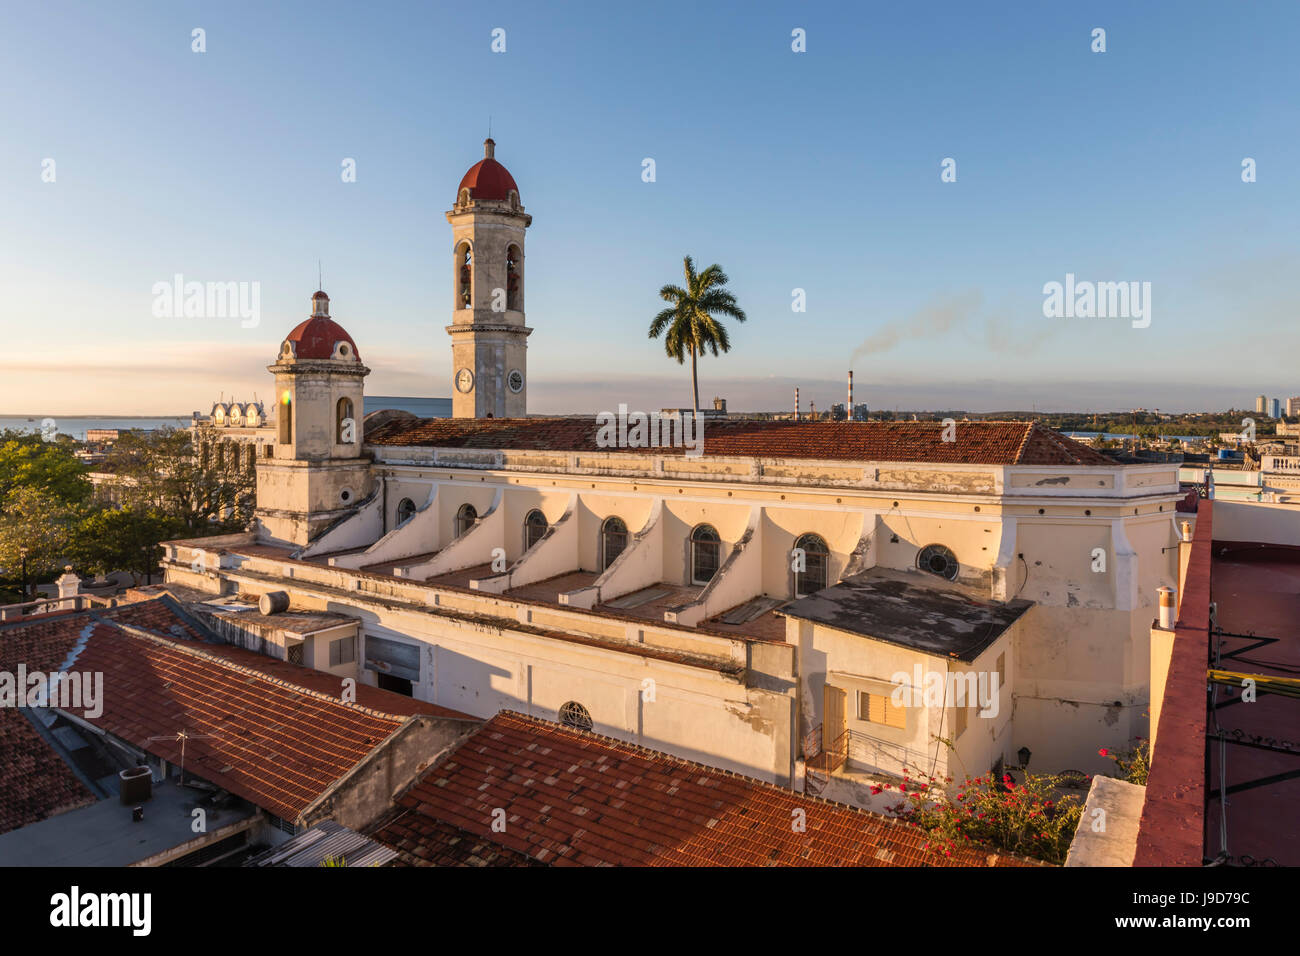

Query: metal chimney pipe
left=795, top=387, right=800, bottom=422
left=1180, top=521, right=1192, bottom=543
left=1157, top=585, right=1176, bottom=629
left=848, top=370, right=853, bottom=414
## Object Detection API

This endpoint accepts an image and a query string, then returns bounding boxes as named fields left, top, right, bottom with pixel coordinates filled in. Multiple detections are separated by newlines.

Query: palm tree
left=649, top=256, right=747, bottom=415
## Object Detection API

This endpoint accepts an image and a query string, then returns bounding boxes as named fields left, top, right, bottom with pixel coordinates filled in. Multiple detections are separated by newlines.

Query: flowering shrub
left=881, top=769, right=1084, bottom=865
left=1099, top=737, right=1150, bottom=785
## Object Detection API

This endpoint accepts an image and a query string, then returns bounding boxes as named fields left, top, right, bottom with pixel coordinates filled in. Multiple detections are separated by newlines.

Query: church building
left=162, top=140, right=1185, bottom=808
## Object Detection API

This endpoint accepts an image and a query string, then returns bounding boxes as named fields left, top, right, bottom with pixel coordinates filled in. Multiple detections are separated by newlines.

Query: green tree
left=648, top=256, right=747, bottom=415
left=0, top=487, right=86, bottom=600
left=102, top=425, right=255, bottom=532
left=0, top=434, right=90, bottom=510
left=71, top=507, right=188, bottom=586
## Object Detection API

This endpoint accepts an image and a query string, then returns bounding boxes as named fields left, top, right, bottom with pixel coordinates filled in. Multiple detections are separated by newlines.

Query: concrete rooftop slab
left=780, top=568, right=1032, bottom=662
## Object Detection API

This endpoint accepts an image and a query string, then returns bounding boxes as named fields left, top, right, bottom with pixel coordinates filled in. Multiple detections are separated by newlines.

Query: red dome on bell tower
left=456, top=138, right=519, bottom=202
left=281, top=291, right=361, bottom=362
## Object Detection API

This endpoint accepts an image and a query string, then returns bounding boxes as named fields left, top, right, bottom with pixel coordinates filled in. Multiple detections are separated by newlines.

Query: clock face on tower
left=455, top=367, right=474, bottom=393
left=507, top=369, right=524, bottom=393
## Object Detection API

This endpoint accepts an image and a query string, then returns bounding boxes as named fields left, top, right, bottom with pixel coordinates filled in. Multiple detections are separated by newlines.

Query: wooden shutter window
left=860, top=691, right=906, bottom=729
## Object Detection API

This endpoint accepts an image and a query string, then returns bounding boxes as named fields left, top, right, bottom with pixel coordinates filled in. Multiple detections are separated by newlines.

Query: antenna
left=147, top=729, right=219, bottom=787
left=488, top=115, right=492, bottom=139
left=318, top=259, right=322, bottom=291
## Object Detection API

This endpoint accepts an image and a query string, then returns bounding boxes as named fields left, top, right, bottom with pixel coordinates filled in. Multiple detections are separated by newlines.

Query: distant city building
left=851, top=403, right=869, bottom=422
left=712, top=396, right=727, bottom=415
left=84, top=428, right=120, bottom=443
left=1270, top=398, right=1282, bottom=419
left=831, top=403, right=847, bottom=421
left=1256, top=395, right=1268, bottom=414
left=660, top=407, right=727, bottom=419
left=190, top=399, right=275, bottom=475
left=1288, top=397, right=1300, bottom=417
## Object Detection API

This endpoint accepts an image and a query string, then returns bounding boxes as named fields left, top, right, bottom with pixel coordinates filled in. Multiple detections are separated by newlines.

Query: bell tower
left=255, top=290, right=373, bottom=546
left=446, top=138, right=532, bottom=418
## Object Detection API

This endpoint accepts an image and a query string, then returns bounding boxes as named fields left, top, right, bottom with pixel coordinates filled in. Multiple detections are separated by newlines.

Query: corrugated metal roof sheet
left=245, top=821, right=398, bottom=867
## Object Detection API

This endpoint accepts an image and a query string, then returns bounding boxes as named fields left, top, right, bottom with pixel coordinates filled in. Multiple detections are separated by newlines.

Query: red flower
left=1098, top=748, right=1109, bottom=756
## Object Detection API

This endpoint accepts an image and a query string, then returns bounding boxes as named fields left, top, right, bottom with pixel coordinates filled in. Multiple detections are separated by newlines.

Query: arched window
left=524, top=509, right=548, bottom=550
left=793, top=533, right=829, bottom=597
left=917, top=544, right=960, bottom=582
left=690, top=524, right=721, bottom=585
left=456, top=503, right=478, bottom=538
left=336, top=397, right=353, bottom=444
left=397, top=497, right=417, bottom=525
left=558, top=701, right=592, bottom=732
left=506, top=244, right=521, bottom=311
left=600, top=516, right=628, bottom=571
left=455, top=242, right=472, bottom=309
left=278, top=392, right=292, bottom=445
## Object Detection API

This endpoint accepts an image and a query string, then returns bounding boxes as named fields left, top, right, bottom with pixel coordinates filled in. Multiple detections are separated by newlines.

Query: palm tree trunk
left=690, top=345, right=700, bottom=416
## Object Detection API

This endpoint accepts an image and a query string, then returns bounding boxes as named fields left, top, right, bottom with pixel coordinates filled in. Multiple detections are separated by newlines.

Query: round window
left=558, top=701, right=592, bottom=732
left=340, top=489, right=352, bottom=504
left=917, top=544, right=959, bottom=581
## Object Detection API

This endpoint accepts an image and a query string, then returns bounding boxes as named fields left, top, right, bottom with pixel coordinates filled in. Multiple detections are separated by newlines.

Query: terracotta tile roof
left=0, top=598, right=459, bottom=823
left=0, top=607, right=137, bottom=835
left=365, top=417, right=1112, bottom=467
left=369, top=810, right=541, bottom=867
left=0, top=712, right=95, bottom=836
left=369, top=711, right=1046, bottom=867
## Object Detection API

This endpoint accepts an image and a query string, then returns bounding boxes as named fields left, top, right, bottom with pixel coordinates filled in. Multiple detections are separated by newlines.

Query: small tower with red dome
left=446, top=138, right=532, bottom=418
left=255, top=290, right=374, bottom=545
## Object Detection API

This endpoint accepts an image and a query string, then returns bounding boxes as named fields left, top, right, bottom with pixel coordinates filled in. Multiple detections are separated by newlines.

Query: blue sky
left=2, top=0, right=1297, bottom=415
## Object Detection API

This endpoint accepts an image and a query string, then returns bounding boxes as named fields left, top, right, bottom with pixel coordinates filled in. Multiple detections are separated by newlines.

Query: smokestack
left=848, top=370, right=853, bottom=414
left=795, top=387, right=800, bottom=422
left=1157, top=585, right=1176, bottom=629
left=1180, top=521, right=1193, bottom=543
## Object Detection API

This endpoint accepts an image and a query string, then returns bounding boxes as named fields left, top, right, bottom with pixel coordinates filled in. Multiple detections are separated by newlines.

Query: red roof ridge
left=1011, top=421, right=1037, bottom=464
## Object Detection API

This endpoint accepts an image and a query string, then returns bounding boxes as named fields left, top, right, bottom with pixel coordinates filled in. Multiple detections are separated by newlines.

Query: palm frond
left=648, top=306, right=677, bottom=339
left=648, top=254, right=747, bottom=380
